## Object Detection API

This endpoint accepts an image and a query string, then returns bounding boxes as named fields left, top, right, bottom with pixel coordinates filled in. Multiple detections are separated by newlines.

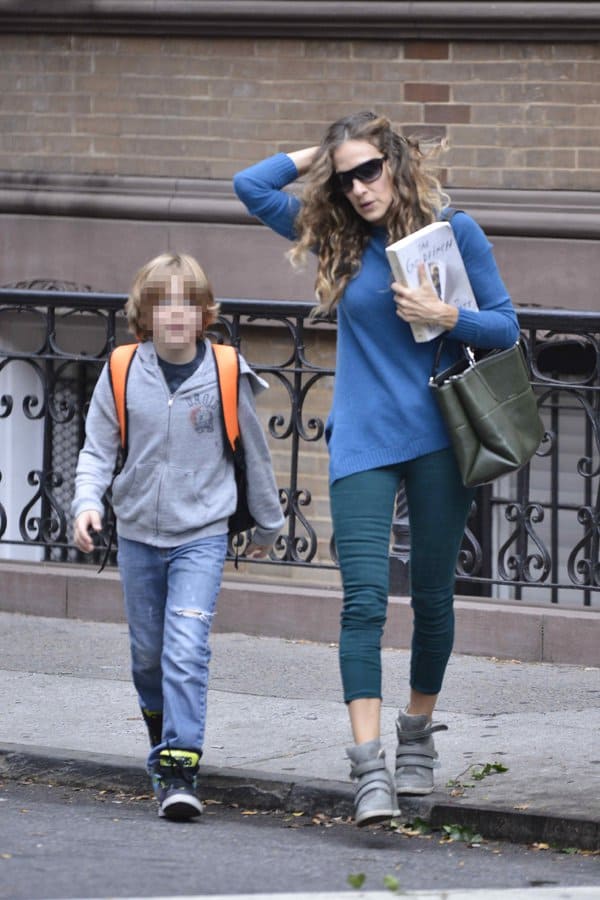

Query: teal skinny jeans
left=330, top=448, right=474, bottom=703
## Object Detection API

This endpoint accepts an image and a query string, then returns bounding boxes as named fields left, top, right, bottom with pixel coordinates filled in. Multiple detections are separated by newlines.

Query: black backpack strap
left=97, top=343, right=138, bottom=574
left=430, top=207, right=467, bottom=373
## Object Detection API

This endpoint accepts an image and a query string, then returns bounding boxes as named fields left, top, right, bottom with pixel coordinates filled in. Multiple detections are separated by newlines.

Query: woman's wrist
left=437, top=304, right=460, bottom=331
left=286, top=146, right=320, bottom=177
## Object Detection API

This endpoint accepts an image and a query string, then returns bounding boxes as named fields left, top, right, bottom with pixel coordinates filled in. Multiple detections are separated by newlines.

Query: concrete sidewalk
left=0, top=611, right=598, bottom=851
left=74, top=893, right=600, bottom=900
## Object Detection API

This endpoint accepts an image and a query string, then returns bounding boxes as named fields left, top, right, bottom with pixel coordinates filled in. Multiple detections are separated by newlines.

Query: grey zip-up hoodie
left=72, top=339, right=284, bottom=548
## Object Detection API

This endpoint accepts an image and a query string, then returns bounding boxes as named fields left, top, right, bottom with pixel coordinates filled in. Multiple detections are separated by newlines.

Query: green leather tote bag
left=430, top=341, right=545, bottom=488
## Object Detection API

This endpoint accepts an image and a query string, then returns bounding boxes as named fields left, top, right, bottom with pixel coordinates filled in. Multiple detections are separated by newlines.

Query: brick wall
left=0, top=16, right=599, bottom=601
left=1, top=34, right=599, bottom=189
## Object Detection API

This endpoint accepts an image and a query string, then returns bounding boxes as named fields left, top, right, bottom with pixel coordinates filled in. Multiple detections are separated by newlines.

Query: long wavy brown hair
left=288, top=111, right=448, bottom=318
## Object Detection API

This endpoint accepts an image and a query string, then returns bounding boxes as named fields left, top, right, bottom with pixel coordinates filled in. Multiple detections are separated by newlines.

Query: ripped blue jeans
left=117, top=534, right=228, bottom=769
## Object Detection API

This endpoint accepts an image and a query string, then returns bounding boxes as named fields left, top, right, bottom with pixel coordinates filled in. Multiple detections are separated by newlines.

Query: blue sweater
left=234, top=154, right=519, bottom=484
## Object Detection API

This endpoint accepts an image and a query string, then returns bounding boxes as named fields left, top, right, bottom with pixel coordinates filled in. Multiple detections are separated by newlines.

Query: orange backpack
left=107, top=342, right=254, bottom=538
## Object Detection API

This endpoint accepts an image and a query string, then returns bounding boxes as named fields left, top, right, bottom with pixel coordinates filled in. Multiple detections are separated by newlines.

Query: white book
left=385, top=220, right=478, bottom=343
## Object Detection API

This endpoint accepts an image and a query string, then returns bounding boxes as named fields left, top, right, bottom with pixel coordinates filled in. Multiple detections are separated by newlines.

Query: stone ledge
left=0, top=2, right=597, bottom=41
left=1, top=172, right=599, bottom=239
left=0, top=560, right=597, bottom=666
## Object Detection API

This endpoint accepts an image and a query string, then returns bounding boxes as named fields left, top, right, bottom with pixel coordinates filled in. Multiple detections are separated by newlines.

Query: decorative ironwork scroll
left=0, top=288, right=598, bottom=607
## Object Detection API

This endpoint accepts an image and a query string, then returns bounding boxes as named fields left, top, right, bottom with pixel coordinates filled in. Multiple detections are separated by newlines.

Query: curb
left=1, top=743, right=598, bottom=851
left=0, top=742, right=354, bottom=818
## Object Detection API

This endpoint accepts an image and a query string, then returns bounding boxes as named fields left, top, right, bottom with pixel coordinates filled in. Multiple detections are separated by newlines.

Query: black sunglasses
left=333, top=156, right=387, bottom=194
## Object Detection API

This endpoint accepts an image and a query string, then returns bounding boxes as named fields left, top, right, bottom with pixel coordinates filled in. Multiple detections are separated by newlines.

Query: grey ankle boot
left=394, top=712, right=448, bottom=796
left=347, top=739, right=400, bottom=827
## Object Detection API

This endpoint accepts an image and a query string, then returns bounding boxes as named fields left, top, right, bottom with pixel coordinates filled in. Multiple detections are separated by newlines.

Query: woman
left=234, top=111, right=519, bottom=826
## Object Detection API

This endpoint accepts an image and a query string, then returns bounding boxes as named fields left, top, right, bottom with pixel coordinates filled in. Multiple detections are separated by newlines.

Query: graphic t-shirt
left=157, top=342, right=206, bottom=394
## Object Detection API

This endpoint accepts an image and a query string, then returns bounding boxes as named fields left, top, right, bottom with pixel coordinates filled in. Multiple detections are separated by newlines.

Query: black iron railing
left=0, top=288, right=598, bottom=608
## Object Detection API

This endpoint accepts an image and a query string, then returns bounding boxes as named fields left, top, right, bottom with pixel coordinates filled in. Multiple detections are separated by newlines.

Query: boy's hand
left=74, top=510, right=103, bottom=553
left=244, top=541, right=271, bottom=560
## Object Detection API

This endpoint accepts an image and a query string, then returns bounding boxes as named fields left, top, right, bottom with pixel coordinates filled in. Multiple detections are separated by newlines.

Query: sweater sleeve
left=71, top=363, right=121, bottom=521
left=237, top=368, right=285, bottom=546
left=444, top=212, right=520, bottom=350
left=233, top=153, right=302, bottom=241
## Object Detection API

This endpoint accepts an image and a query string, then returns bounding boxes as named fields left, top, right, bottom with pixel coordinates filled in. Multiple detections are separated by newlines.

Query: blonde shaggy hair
left=288, top=111, right=449, bottom=319
left=125, top=252, right=220, bottom=341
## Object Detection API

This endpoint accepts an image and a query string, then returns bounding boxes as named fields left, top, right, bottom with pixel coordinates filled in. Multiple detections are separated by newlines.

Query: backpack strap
left=109, top=342, right=240, bottom=453
left=212, top=343, right=241, bottom=454
left=108, top=342, right=138, bottom=452
left=96, top=342, right=137, bottom=575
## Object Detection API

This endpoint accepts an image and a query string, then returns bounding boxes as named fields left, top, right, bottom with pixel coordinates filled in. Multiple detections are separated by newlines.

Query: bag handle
left=429, top=207, right=475, bottom=380
left=430, top=338, right=475, bottom=381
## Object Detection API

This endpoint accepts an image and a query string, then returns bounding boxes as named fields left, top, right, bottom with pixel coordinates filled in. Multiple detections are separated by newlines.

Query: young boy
left=72, top=252, right=284, bottom=820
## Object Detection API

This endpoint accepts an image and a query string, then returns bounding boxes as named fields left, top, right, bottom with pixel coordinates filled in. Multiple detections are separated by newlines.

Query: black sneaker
left=151, top=749, right=203, bottom=820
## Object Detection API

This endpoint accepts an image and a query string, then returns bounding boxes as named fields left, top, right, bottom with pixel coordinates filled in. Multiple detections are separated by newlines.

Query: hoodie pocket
left=112, top=463, right=159, bottom=525
left=157, top=463, right=236, bottom=533
left=157, top=467, right=197, bottom=530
